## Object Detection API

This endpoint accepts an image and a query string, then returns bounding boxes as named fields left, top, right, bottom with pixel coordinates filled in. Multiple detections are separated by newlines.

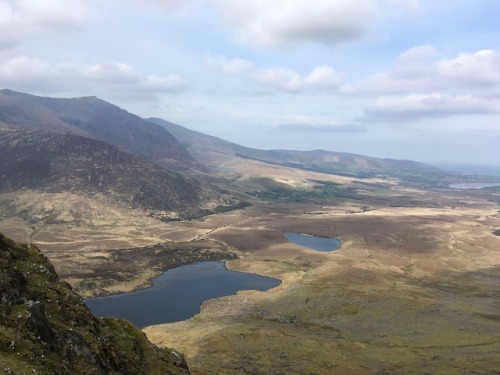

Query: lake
left=284, top=232, right=341, bottom=251
left=84, top=261, right=281, bottom=328
left=449, top=182, right=500, bottom=189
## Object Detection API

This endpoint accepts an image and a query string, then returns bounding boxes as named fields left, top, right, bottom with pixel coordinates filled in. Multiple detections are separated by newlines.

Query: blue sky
left=1, top=0, right=500, bottom=165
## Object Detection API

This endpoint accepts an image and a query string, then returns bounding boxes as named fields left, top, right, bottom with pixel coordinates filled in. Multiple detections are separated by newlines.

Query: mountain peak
left=0, top=89, right=199, bottom=171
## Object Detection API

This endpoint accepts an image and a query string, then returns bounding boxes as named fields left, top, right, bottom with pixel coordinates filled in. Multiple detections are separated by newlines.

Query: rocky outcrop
left=0, top=232, right=190, bottom=375
left=0, top=128, right=237, bottom=215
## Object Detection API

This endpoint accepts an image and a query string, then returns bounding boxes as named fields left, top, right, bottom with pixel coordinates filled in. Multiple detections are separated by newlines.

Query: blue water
left=84, top=261, right=281, bottom=328
left=449, top=182, right=500, bottom=190
left=284, top=232, right=341, bottom=252
left=432, top=163, right=500, bottom=177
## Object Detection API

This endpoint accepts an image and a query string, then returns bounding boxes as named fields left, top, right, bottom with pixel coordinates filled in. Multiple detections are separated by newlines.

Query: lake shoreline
left=84, top=261, right=281, bottom=328
left=284, top=232, right=342, bottom=252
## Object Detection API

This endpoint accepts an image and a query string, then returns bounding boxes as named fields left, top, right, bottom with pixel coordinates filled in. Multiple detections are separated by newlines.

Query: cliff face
left=0, top=233, right=190, bottom=375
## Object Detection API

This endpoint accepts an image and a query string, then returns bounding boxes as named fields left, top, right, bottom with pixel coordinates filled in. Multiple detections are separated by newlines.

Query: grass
left=0, top=234, right=190, bottom=375
left=160, top=201, right=251, bottom=222
left=247, top=177, right=364, bottom=203
left=164, top=267, right=500, bottom=374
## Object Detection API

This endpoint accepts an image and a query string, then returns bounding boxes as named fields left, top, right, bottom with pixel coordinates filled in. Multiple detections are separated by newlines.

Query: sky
left=1, top=0, right=500, bottom=166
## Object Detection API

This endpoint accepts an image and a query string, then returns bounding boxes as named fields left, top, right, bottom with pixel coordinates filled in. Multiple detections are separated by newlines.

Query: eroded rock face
left=0, top=232, right=190, bottom=375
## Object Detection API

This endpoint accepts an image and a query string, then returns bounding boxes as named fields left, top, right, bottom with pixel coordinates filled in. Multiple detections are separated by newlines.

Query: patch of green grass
left=160, top=201, right=251, bottom=222
left=248, top=180, right=364, bottom=203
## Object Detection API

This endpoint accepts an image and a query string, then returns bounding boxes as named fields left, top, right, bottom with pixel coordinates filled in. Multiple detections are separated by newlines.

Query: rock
left=0, top=232, right=190, bottom=375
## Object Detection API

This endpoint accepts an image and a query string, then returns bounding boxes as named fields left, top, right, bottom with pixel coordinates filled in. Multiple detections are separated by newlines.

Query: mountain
left=0, top=89, right=450, bottom=187
left=0, top=232, right=190, bottom=375
left=148, top=117, right=451, bottom=186
left=0, top=89, right=197, bottom=171
left=0, top=127, right=237, bottom=217
left=146, top=118, right=256, bottom=168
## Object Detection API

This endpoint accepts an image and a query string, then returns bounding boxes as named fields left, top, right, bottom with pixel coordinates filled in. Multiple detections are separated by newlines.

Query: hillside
left=0, top=89, right=198, bottom=171
left=0, top=232, right=190, bottom=375
left=0, top=128, right=237, bottom=217
left=148, top=117, right=451, bottom=187
left=146, top=118, right=254, bottom=167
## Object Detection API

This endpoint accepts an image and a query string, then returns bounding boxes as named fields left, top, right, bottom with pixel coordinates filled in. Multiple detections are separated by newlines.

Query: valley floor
left=1, top=186, right=500, bottom=374
left=144, top=194, right=500, bottom=375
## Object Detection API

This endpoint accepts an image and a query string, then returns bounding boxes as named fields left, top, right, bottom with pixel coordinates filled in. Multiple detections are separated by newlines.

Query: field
left=1, top=166, right=499, bottom=374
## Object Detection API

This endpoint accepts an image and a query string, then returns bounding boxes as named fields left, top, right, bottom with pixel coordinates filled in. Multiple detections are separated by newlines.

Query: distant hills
left=148, top=117, right=451, bottom=187
left=0, top=88, right=457, bottom=220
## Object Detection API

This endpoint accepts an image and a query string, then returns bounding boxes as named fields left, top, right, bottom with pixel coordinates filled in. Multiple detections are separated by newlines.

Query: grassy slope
left=0, top=232, right=190, bottom=375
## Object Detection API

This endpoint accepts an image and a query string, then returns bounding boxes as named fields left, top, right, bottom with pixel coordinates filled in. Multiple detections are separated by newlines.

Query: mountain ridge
left=0, top=127, right=236, bottom=217
left=0, top=89, right=199, bottom=172
left=148, top=117, right=452, bottom=186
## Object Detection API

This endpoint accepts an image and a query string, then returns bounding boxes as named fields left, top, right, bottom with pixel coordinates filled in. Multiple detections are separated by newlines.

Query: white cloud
left=204, top=53, right=343, bottom=93
left=344, top=46, right=500, bottom=122
left=214, top=0, right=378, bottom=49
left=0, top=0, right=88, bottom=48
left=341, top=45, right=441, bottom=94
left=342, top=47, right=500, bottom=98
left=253, top=65, right=343, bottom=93
left=341, top=71, right=439, bottom=95
left=0, top=56, right=186, bottom=97
left=366, top=94, right=500, bottom=121
left=0, top=56, right=53, bottom=85
left=110, top=0, right=202, bottom=14
left=438, top=49, right=500, bottom=87
left=203, top=53, right=254, bottom=75
left=15, top=0, right=88, bottom=29
left=304, top=66, right=343, bottom=89
left=0, top=2, right=17, bottom=48
left=278, top=117, right=366, bottom=133
left=394, top=45, right=438, bottom=77
left=253, top=67, right=303, bottom=92
left=203, top=47, right=500, bottom=122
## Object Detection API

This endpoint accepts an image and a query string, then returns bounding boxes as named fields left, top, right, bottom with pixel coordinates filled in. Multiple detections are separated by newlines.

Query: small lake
left=449, top=182, right=500, bottom=190
left=284, top=232, right=341, bottom=252
left=84, top=261, right=281, bottom=328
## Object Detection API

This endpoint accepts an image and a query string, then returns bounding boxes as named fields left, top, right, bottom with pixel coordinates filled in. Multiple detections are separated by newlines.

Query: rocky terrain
left=0, top=232, right=190, bottom=375
left=0, top=127, right=240, bottom=219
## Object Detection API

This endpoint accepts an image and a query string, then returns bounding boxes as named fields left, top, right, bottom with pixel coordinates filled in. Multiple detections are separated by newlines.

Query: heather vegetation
left=0, top=233, right=190, bottom=375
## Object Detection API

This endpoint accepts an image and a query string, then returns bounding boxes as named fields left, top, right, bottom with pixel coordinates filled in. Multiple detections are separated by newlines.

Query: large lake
left=84, top=261, right=281, bottom=328
left=284, top=232, right=341, bottom=252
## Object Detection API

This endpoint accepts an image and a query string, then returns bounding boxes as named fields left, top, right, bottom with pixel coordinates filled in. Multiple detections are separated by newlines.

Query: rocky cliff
left=0, top=232, right=190, bottom=375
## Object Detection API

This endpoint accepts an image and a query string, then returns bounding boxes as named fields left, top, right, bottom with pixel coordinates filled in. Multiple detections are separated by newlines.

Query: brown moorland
left=2, top=175, right=499, bottom=374
left=144, top=190, right=500, bottom=374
